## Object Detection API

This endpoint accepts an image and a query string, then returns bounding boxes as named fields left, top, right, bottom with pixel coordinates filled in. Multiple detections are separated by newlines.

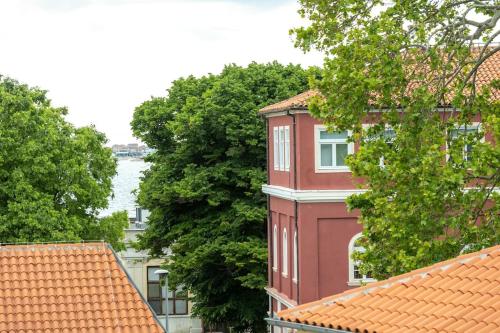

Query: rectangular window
left=273, top=127, right=279, bottom=170
left=449, top=126, right=479, bottom=162
left=315, top=126, right=352, bottom=171
left=273, top=126, right=290, bottom=172
left=279, top=126, right=285, bottom=170
left=147, top=267, right=188, bottom=315
left=284, top=126, right=290, bottom=171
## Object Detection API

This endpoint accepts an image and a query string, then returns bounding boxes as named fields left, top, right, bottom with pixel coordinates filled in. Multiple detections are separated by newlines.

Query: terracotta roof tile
left=277, top=245, right=500, bottom=333
left=0, top=242, right=164, bottom=332
left=260, top=50, right=499, bottom=114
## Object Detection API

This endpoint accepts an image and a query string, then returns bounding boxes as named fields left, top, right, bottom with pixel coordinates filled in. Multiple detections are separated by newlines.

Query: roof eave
left=259, top=107, right=309, bottom=117
left=266, top=318, right=350, bottom=333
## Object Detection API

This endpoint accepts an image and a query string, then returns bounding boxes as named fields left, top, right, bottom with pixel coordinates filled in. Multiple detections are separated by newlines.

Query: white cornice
left=262, top=184, right=366, bottom=203
left=265, top=287, right=297, bottom=308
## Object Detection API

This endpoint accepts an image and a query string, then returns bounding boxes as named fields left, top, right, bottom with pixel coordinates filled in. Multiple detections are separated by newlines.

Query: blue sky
left=0, top=0, right=322, bottom=144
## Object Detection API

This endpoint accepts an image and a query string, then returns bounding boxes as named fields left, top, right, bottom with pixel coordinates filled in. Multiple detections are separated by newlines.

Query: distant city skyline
left=0, top=0, right=323, bottom=145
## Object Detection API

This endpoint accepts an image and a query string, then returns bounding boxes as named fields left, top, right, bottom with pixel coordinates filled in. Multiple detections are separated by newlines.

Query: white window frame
left=273, top=126, right=290, bottom=172
left=272, top=224, right=278, bottom=271
left=293, top=231, right=298, bottom=283
left=348, top=233, right=376, bottom=286
left=314, top=125, right=353, bottom=173
left=446, top=122, right=482, bottom=162
left=282, top=228, right=288, bottom=277
left=361, top=124, right=396, bottom=168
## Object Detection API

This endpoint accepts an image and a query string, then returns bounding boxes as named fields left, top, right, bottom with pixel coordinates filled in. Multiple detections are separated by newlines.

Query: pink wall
left=269, top=196, right=362, bottom=305
left=295, top=113, right=360, bottom=190
left=269, top=197, right=297, bottom=302
left=267, top=113, right=361, bottom=191
left=268, top=116, right=295, bottom=189
left=298, top=202, right=361, bottom=303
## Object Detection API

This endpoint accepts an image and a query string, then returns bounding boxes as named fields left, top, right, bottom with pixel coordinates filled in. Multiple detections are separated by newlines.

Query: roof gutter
left=265, top=318, right=350, bottom=333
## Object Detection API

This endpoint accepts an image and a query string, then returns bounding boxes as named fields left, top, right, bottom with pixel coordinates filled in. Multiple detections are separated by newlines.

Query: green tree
left=131, top=62, right=315, bottom=332
left=0, top=76, right=127, bottom=247
left=292, top=1, right=499, bottom=279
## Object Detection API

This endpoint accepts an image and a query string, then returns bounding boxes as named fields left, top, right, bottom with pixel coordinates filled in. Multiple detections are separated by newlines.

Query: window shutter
left=273, top=127, right=279, bottom=170
left=284, top=126, right=290, bottom=171
left=279, top=126, right=285, bottom=171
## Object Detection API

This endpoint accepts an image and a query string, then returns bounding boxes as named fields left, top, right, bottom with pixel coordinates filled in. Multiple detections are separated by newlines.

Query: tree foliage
left=292, top=1, right=499, bottom=279
left=0, top=76, right=126, bottom=247
left=131, top=62, right=314, bottom=331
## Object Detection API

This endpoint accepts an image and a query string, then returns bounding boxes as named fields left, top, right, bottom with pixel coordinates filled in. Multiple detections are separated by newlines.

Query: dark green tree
left=292, top=1, right=499, bottom=279
left=0, top=76, right=127, bottom=248
left=131, top=62, right=315, bottom=332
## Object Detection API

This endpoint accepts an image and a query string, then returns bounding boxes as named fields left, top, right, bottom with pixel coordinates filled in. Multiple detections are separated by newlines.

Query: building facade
left=260, top=91, right=372, bottom=320
left=119, top=208, right=203, bottom=333
left=259, top=72, right=497, bottom=323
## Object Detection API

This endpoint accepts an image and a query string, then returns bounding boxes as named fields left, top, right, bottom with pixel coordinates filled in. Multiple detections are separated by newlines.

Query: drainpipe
left=265, top=116, right=274, bottom=331
left=265, top=116, right=273, bottom=290
left=288, top=110, right=300, bottom=305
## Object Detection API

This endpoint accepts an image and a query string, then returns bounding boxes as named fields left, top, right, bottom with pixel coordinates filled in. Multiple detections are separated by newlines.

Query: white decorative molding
left=265, top=287, right=297, bottom=309
left=262, top=185, right=366, bottom=203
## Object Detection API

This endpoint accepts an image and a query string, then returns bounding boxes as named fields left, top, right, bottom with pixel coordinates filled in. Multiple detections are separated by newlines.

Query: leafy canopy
left=0, top=76, right=127, bottom=249
left=292, top=0, right=499, bottom=279
left=131, top=62, right=315, bottom=332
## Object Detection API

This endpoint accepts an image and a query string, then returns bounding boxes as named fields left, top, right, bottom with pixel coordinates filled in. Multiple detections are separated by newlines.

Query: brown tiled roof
left=0, top=242, right=164, bottom=333
left=260, top=50, right=499, bottom=114
left=277, top=245, right=500, bottom=333
left=259, top=90, right=318, bottom=114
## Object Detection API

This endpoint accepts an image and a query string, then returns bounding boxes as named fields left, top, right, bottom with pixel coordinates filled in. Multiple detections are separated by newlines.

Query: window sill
left=315, top=167, right=350, bottom=173
left=282, top=273, right=288, bottom=278
left=292, top=278, right=297, bottom=284
left=272, top=267, right=277, bottom=272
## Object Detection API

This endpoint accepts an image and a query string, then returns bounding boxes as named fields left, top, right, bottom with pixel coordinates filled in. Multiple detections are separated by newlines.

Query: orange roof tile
left=0, top=242, right=164, bottom=333
left=260, top=50, right=500, bottom=114
left=277, top=245, right=500, bottom=333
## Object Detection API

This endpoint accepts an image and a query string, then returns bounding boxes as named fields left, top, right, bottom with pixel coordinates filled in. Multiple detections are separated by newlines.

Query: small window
left=449, top=126, right=480, bottom=162
left=273, top=126, right=290, bottom=172
left=279, top=127, right=285, bottom=170
left=272, top=225, right=278, bottom=271
left=348, top=234, right=375, bottom=285
left=293, top=231, right=298, bottom=283
left=147, top=267, right=188, bottom=315
left=282, top=228, right=288, bottom=276
left=315, top=126, right=353, bottom=171
left=284, top=126, right=290, bottom=171
left=273, top=127, right=279, bottom=170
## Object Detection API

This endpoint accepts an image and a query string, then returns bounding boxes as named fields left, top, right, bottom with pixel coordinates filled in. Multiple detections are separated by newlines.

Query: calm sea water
left=99, top=158, right=150, bottom=217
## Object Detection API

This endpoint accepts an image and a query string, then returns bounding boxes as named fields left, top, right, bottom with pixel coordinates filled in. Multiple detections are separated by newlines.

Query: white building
left=119, top=208, right=203, bottom=333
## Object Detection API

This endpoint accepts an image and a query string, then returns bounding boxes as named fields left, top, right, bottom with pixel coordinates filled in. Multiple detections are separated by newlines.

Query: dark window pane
left=148, top=283, right=161, bottom=298
left=147, top=267, right=160, bottom=281
left=168, top=300, right=174, bottom=315
left=149, top=300, right=162, bottom=315
left=320, top=130, right=347, bottom=140
left=336, top=144, right=348, bottom=166
left=176, top=300, right=188, bottom=314
left=320, top=144, right=333, bottom=166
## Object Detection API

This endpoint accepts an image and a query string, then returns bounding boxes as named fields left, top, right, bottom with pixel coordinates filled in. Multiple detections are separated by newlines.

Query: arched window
left=348, top=233, right=375, bottom=285
left=293, top=231, right=298, bottom=283
left=273, top=225, right=278, bottom=271
left=282, top=228, right=288, bottom=276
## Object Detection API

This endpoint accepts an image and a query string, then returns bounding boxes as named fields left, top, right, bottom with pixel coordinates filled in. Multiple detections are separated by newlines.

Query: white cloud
left=0, top=0, right=322, bottom=144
